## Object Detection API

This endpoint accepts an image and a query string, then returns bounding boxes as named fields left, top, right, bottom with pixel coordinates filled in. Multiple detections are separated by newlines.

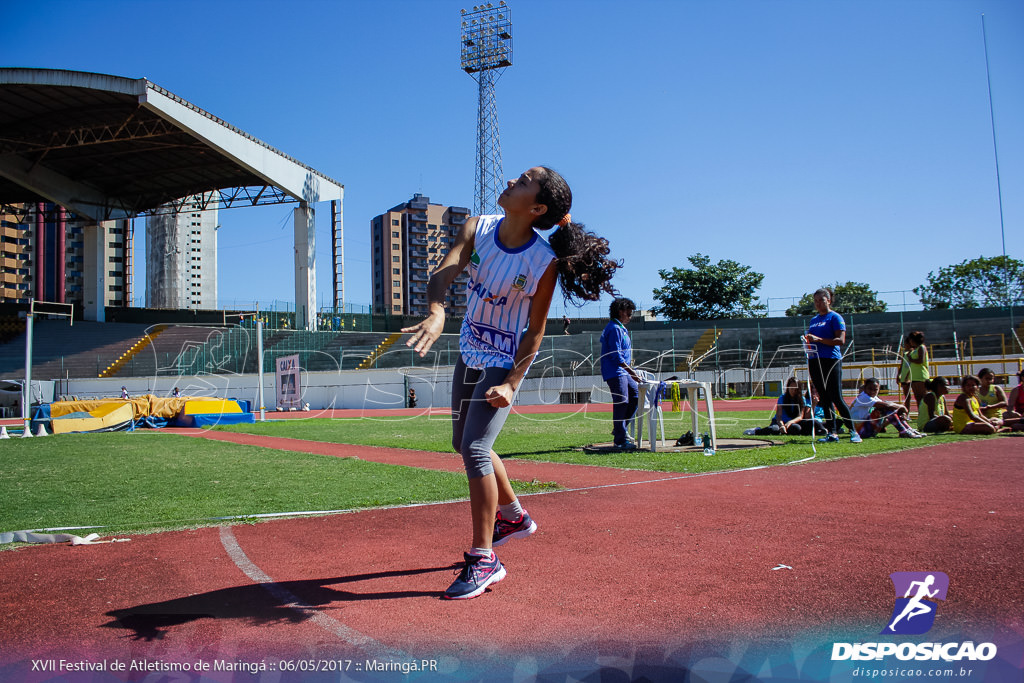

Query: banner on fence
left=276, top=354, right=301, bottom=410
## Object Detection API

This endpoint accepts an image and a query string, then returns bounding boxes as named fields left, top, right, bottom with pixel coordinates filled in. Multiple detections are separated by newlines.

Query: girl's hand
left=484, top=383, right=514, bottom=408
left=804, top=334, right=820, bottom=344
left=402, top=311, right=444, bottom=357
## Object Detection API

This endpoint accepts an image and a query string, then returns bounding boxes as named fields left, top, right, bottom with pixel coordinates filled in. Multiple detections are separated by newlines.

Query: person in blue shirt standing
left=803, top=287, right=860, bottom=443
left=601, top=297, right=642, bottom=449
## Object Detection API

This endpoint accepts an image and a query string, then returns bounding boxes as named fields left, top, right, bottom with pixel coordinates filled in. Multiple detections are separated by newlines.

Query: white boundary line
left=213, top=463, right=774, bottom=651
left=218, top=525, right=409, bottom=659
left=3, top=455, right=820, bottom=541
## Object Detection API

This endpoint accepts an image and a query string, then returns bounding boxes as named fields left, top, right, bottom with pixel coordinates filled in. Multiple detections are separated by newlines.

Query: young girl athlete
left=402, top=166, right=620, bottom=599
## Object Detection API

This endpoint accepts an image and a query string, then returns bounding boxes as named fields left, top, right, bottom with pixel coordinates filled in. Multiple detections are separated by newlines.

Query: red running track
left=0, top=433, right=1021, bottom=682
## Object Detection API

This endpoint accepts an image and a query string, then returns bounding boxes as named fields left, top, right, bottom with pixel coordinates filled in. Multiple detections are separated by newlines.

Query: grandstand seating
left=0, top=320, right=150, bottom=380
left=356, top=333, right=404, bottom=370
left=0, top=314, right=25, bottom=345
left=1, top=309, right=1021, bottom=384
left=98, top=324, right=168, bottom=378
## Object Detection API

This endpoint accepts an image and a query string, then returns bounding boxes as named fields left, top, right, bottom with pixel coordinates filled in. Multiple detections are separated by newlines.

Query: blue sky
left=5, top=0, right=1022, bottom=318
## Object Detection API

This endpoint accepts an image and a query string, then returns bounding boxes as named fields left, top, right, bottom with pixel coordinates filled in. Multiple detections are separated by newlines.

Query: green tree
left=914, top=255, right=1024, bottom=310
left=785, top=282, right=887, bottom=316
left=652, top=254, right=766, bottom=320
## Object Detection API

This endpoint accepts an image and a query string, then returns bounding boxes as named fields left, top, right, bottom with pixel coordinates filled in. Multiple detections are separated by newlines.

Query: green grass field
left=0, top=407, right=986, bottom=544
left=215, top=408, right=981, bottom=473
left=0, top=432, right=555, bottom=540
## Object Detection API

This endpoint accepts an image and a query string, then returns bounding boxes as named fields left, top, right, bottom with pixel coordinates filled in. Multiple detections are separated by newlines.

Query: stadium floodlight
left=460, top=3, right=513, bottom=216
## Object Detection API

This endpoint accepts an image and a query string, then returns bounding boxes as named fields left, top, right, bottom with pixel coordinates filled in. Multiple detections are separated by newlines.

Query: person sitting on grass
left=976, top=367, right=1009, bottom=423
left=850, top=377, right=924, bottom=439
left=1004, top=368, right=1024, bottom=422
left=916, top=377, right=953, bottom=434
left=753, top=378, right=818, bottom=436
left=997, top=369, right=1024, bottom=431
left=747, top=379, right=823, bottom=437
left=803, top=385, right=837, bottom=433
left=951, top=375, right=1008, bottom=435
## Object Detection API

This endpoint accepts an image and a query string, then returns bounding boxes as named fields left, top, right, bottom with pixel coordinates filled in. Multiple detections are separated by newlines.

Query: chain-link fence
left=3, top=306, right=1022, bottom=396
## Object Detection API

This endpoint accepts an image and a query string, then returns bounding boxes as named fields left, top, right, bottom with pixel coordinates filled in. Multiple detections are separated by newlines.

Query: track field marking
left=218, top=525, right=409, bottom=658
left=213, top=463, right=777, bottom=654
left=516, top=465, right=770, bottom=498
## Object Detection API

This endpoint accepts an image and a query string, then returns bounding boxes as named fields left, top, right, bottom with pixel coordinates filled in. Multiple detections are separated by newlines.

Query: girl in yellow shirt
left=905, top=331, right=930, bottom=415
left=951, top=375, right=1002, bottom=435
left=917, top=377, right=952, bottom=434
left=976, top=367, right=1008, bottom=421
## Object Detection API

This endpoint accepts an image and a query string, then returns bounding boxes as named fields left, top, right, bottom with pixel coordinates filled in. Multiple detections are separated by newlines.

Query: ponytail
left=533, top=166, right=622, bottom=304
left=548, top=221, right=621, bottom=303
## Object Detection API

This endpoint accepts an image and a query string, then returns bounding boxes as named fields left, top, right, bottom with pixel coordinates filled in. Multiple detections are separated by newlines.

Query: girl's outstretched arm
left=484, top=261, right=558, bottom=408
left=402, top=216, right=478, bottom=357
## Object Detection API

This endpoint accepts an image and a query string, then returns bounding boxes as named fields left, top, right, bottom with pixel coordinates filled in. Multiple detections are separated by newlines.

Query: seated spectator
left=804, top=385, right=845, bottom=434
left=917, top=377, right=953, bottom=434
left=773, top=378, right=810, bottom=435
left=976, top=367, right=1008, bottom=423
left=951, top=375, right=1006, bottom=435
left=850, top=377, right=924, bottom=439
left=1004, top=368, right=1024, bottom=421
left=751, top=378, right=823, bottom=436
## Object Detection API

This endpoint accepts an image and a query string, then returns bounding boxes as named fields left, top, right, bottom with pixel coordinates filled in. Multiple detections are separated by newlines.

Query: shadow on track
left=101, top=564, right=458, bottom=642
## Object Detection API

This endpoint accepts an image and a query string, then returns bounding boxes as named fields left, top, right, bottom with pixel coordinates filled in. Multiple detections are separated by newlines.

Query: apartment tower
left=145, top=193, right=218, bottom=309
left=1, top=203, right=130, bottom=308
left=370, top=194, right=470, bottom=318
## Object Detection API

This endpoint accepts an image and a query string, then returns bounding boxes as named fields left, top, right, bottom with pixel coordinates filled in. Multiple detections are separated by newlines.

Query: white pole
left=256, top=316, right=266, bottom=422
left=22, top=311, right=33, bottom=437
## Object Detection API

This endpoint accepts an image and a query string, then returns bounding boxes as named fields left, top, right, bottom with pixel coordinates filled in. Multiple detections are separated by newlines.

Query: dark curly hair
left=609, top=297, right=636, bottom=320
left=533, top=167, right=621, bottom=304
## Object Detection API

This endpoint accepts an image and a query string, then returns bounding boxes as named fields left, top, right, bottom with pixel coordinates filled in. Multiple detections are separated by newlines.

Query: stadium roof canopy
left=0, top=68, right=343, bottom=221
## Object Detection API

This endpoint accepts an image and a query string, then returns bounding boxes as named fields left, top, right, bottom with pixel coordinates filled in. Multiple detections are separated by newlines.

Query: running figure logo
left=882, top=572, right=949, bottom=635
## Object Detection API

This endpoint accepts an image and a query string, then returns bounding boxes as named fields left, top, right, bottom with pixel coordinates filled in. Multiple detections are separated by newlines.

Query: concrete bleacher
left=141, top=325, right=243, bottom=376
left=0, top=320, right=151, bottom=380
left=2, top=306, right=1020, bottom=383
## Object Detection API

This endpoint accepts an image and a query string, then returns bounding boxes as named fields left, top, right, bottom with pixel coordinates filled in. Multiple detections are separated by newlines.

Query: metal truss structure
left=460, top=3, right=512, bottom=216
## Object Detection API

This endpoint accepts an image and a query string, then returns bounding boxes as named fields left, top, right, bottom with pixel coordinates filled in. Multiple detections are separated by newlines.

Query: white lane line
left=6, top=465, right=781, bottom=540
left=213, top=468, right=765, bottom=653
left=514, top=465, right=771, bottom=498
left=218, top=525, right=409, bottom=658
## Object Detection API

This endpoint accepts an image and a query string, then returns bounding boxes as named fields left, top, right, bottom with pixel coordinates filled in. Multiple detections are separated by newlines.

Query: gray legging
left=451, top=356, right=516, bottom=478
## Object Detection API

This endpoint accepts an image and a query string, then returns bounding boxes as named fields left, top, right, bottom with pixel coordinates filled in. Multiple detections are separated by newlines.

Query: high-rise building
left=145, top=193, right=218, bottom=310
left=1, top=203, right=129, bottom=308
left=370, top=194, right=470, bottom=318
left=1, top=206, right=32, bottom=303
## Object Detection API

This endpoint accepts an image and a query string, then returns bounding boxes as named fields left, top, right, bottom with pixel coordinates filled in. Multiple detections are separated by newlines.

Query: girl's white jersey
left=459, top=215, right=556, bottom=369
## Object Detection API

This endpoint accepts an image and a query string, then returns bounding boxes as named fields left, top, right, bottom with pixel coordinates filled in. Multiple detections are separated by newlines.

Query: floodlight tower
left=460, top=3, right=512, bottom=216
